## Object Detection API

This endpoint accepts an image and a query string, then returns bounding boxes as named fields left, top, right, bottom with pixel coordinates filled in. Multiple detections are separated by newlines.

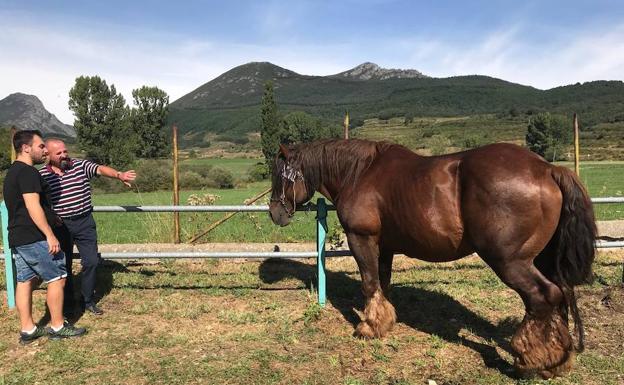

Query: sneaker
left=84, top=303, right=104, bottom=316
left=48, top=322, right=87, bottom=340
left=19, top=325, right=47, bottom=345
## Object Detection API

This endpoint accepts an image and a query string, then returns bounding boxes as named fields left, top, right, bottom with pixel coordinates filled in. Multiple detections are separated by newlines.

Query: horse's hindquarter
left=458, top=144, right=562, bottom=261
left=341, top=148, right=470, bottom=262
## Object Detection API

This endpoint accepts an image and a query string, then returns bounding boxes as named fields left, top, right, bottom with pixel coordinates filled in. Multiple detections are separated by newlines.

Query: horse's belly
left=389, top=233, right=473, bottom=263
left=402, top=250, right=469, bottom=263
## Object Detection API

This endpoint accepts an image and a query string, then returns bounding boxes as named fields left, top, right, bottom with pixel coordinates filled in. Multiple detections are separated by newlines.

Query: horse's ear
left=279, top=143, right=290, bottom=159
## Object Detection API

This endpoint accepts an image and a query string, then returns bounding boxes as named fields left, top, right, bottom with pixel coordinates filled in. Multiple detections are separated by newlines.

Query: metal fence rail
left=2, top=197, right=623, bottom=309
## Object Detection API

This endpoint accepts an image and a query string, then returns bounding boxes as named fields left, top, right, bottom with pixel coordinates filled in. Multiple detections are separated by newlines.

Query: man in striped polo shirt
left=40, top=138, right=136, bottom=316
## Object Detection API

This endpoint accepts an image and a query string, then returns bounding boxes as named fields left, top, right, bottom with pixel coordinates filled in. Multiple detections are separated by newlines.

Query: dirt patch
left=578, top=285, right=624, bottom=355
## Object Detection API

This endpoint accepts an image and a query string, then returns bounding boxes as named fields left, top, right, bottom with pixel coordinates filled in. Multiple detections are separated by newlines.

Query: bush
left=180, top=164, right=213, bottom=178
left=91, top=175, right=130, bottom=194
left=463, top=135, right=486, bottom=149
left=134, top=159, right=173, bottom=192
left=180, top=171, right=207, bottom=189
left=209, top=167, right=234, bottom=189
left=428, top=135, right=451, bottom=156
left=247, top=162, right=269, bottom=182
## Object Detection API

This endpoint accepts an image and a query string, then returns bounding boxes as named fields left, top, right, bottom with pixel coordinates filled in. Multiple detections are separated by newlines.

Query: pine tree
left=526, top=112, right=572, bottom=161
left=260, top=81, right=281, bottom=166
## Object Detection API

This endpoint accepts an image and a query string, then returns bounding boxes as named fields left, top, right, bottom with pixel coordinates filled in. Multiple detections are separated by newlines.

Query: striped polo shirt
left=39, top=159, right=99, bottom=218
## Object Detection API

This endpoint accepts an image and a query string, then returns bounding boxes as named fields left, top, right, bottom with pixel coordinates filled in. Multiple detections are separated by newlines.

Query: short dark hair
left=13, top=130, right=43, bottom=153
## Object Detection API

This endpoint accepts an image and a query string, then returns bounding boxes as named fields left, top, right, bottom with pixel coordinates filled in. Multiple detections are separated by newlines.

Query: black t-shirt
left=3, top=161, right=57, bottom=248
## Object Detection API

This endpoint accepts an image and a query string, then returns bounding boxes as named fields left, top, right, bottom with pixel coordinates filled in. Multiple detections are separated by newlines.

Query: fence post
left=1, top=201, right=16, bottom=308
left=316, top=198, right=327, bottom=306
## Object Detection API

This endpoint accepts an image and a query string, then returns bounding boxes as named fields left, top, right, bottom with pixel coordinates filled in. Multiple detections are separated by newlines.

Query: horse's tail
left=550, top=165, right=597, bottom=352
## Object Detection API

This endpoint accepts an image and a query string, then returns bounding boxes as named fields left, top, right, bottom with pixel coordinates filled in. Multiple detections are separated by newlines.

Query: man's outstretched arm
left=96, top=165, right=137, bottom=187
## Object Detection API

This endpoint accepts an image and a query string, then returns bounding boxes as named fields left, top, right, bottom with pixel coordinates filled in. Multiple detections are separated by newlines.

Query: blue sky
left=2, top=0, right=623, bottom=123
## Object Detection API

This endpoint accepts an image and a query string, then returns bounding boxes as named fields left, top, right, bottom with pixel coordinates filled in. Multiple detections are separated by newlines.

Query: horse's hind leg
left=489, top=260, right=574, bottom=378
left=347, top=233, right=396, bottom=339
left=379, top=250, right=394, bottom=297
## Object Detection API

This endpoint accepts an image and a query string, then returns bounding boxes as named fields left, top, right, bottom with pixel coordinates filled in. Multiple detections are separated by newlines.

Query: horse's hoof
left=354, top=321, right=376, bottom=339
left=539, top=350, right=575, bottom=379
left=511, top=310, right=575, bottom=378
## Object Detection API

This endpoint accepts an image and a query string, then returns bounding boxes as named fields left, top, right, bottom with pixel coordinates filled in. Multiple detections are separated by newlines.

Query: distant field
left=0, top=158, right=622, bottom=244
left=180, top=157, right=261, bottom=180
left=353, top=114, right=624, bottom=160
left=94, top=160, right=624, bottom=243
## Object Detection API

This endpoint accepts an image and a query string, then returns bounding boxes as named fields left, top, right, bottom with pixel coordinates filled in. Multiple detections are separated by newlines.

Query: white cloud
left=400, top=23, right=624, bottom=89
left=1, top=11, right=623, bottom=126
left=0, top=13, right=352, bottom=124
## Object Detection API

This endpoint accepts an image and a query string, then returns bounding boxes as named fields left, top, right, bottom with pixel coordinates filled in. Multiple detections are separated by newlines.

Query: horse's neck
left=302, top=144, right=368, bottom=204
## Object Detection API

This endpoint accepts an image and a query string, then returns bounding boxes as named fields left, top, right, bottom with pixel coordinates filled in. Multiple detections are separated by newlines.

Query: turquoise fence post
left=316, top=198, right=327, bottom=306
left=1, top=201, right=16, bottom=308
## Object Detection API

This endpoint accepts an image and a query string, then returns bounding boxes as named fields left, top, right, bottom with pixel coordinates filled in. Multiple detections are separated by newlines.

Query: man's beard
left=33, top=154, right=46, bottom=165
left=59, top=158, right=71, bottom=171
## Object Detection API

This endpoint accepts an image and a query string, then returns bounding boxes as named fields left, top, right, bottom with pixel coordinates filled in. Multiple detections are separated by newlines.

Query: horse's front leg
left=347, top=233, right=396, bottom=339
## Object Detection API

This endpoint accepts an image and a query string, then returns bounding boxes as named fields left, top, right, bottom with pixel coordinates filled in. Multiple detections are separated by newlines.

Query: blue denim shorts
left=13, top=240, right=67, bottom=283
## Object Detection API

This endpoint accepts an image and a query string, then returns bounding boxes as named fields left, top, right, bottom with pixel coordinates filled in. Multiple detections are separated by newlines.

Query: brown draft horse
left=268, top=139, right=596, bottom=378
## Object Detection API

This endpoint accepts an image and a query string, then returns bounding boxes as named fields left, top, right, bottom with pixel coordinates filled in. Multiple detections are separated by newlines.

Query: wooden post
left=573, top=113, right=580, bottom=176
left=343, top=111, right=349, bottom=139
left=172, top=124, right=180, bottom=244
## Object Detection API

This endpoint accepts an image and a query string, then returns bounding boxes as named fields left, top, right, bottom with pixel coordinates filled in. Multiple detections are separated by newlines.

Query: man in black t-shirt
left=3, top=130, right=86, bottom=344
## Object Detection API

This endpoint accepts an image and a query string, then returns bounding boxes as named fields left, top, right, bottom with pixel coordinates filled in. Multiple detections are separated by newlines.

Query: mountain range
left=0, top=93, right=75, bottom=138
left=3, top=62, right=624, bottom=147
left=168, top=62, right=624, bottom=144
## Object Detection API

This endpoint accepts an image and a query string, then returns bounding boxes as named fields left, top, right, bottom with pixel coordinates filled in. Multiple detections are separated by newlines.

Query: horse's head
left=269, top=144, right=311, bottom=226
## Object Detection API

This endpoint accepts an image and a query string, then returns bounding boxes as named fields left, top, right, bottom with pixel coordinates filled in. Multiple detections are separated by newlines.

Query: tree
left=260, top=81, right=281, bottom=166
left=281, top=111, right=325, bottom=144
left=131, top=86, right=170, bottom=158
left=0, top=126, right=12, bottom=170
left=526, top=112, right=572, bottom=161
left=68, top=76, right=137, bottom=167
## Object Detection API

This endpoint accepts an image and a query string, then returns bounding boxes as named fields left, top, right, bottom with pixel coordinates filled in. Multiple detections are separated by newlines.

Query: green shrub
left=247, top=162, right=269, bottom=182
left=134, top=159, right=173, bottom=192
left=180, top=163, right=213, bottom=178
left=180, top=171, right=207, bottom=189
left=463, top=135, right=486, bottom=149
left=209, top=167, right=234, bottom=189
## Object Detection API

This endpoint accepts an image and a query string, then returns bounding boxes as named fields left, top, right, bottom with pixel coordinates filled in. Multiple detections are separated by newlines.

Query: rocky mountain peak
left=334, top=62, right=428, bottom=80
left=0, top=93, right=75, bottom=137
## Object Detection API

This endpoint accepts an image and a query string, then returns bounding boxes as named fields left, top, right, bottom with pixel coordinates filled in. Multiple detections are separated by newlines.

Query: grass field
left=0, top=251, right=621, bottom=385
left=180, top=157, right=261, bottom=180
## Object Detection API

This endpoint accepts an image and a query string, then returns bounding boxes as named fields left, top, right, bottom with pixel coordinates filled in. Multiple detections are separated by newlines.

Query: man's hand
left=47, top=234, right=61, bottom=255
left=118, top=170, right=137, bottom=187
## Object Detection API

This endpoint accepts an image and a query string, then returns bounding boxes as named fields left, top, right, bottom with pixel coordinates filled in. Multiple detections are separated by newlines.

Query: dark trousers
left=54, top=213, right=100, bottom=306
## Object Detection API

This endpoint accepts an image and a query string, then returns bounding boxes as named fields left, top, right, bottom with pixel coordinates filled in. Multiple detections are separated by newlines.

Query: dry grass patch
left=0, top=251, right=622, bottom=385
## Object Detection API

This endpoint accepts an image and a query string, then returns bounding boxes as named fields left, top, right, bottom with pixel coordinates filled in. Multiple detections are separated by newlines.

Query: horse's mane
left=289, top=139, right=396, bottom=195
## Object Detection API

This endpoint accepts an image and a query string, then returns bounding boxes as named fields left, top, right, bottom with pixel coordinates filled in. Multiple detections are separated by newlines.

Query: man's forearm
left=97, top=165, right=121, bottom=179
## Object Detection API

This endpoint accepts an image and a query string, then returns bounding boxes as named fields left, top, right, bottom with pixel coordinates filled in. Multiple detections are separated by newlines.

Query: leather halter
left=271, top=163, right=304, bottom=217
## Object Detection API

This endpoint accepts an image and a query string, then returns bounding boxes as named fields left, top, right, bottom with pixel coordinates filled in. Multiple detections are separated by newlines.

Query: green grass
left=573, top=162, right=624, bottom=220
left=91, top=182, right=339, bottom=243
left=180, top=157, right=260, bottom=180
